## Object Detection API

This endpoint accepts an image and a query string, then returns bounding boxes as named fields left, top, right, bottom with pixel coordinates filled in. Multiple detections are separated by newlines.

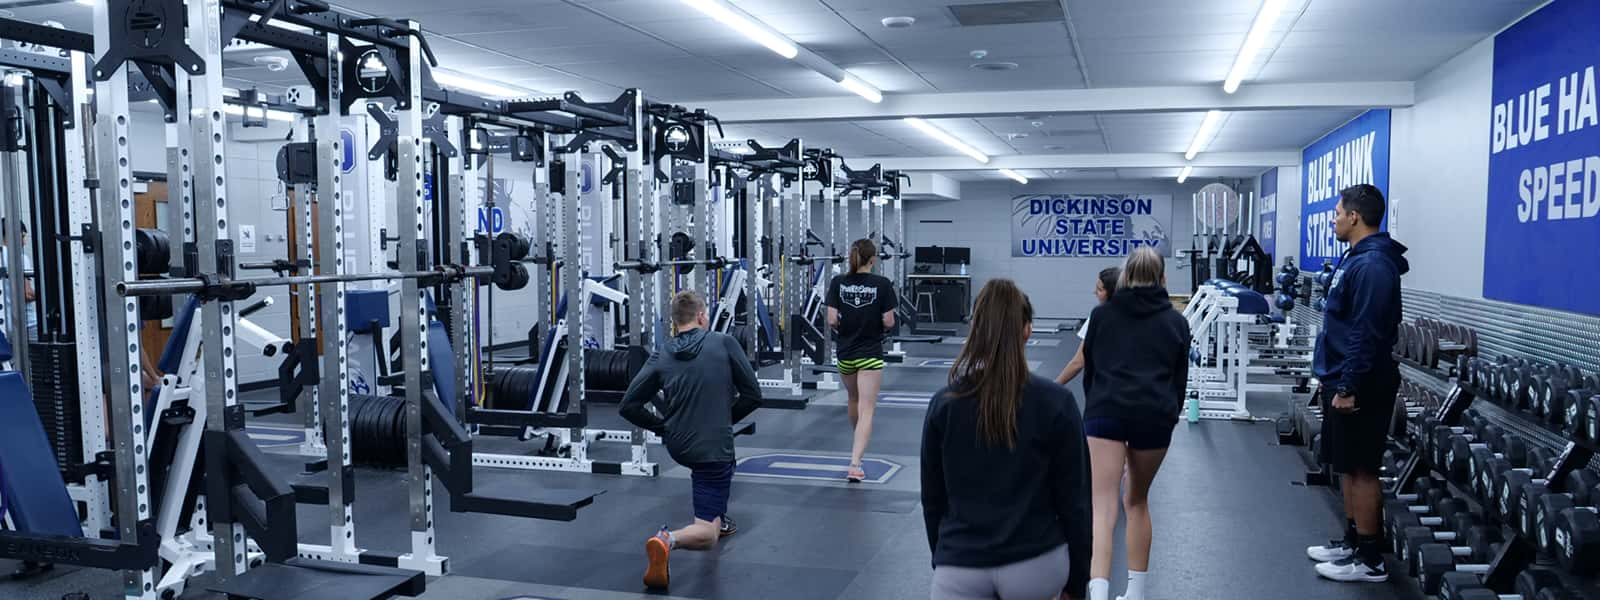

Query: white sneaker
left=1315, top=556, right=1388, bottom=582
left=1306, top=539, right=1354, bottom=562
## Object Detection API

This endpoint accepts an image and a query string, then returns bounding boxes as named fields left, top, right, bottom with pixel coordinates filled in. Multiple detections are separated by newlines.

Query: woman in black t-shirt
left=826, top=238, right=897, bottom=482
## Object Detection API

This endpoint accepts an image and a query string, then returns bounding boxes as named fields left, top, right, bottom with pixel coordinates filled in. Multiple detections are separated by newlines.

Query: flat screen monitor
left=915, top=246, right=943, bottom=264
left=944, top=247, right=970, bottom=265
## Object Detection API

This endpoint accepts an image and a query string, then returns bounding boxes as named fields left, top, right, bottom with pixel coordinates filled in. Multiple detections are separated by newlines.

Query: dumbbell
left=1385, top=486, right=1455, bottom=534
left=1449, top=428, right=1520, bottom=485
left=1464, top=432, right=1527, bottom=494
left=1491, top=449, right=1555, bottom=525
left=1417, top=526, right=1505, bottom=595
left=1579, top=394, right=1600, bottom=444
left=1530, top=477, right=1600, bottom=556
left=1550, top=485, right=1600, bottom=575
left=1544, top=374, right=1597, bottom=430
left=1397, top=509, right=1485, bottom=576
left=1430, top=419, right=1490, bottom=469
left=1386, top=491, right=1469, bottom=549
left=1438, top=566, right=1572, bottom=600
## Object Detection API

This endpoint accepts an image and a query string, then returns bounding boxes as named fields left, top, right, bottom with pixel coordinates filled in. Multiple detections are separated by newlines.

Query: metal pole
left=66, top=49, right=111, bottom=537
left=394, top=21, right=444, bottom=575
left=179, top=0, right=246, bottom=584
left=314, top=35, right=356, bottom=560
left=1, top=76, right=28, bottom=373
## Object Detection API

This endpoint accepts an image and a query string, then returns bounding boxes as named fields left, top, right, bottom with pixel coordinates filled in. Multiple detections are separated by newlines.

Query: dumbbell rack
left=1389, top=377, right=1600, bottom=597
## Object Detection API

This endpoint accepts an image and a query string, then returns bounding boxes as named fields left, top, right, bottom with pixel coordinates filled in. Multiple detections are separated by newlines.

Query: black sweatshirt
left=921, top=374, right=1092, bottom=598
left=1082, top=285, right=1191, bottom=424
left=618, top=328, right=762, bottom=465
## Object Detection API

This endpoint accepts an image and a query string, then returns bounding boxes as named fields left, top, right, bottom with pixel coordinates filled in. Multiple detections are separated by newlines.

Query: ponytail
left=848, top=238, right=877, bottom=274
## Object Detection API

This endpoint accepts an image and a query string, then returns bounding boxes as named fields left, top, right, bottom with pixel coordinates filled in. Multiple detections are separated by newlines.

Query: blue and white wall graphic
left=1259, top=168, right=1279, bottom=258
left=1485, top=0, right=1600, bottom=315
left=1300, top=110, right=1391, bottom=271
left=1011, top=194, right=1172, bottom=258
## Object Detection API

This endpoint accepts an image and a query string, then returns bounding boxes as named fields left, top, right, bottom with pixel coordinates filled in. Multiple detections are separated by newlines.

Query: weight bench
left=891, top=334, right=943, bottom=344
left=0, top=332, right=161, bottom=574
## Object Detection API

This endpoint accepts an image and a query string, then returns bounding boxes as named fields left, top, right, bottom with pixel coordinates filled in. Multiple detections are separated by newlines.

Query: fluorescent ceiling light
left=905, top=118, right=989, bottom=164
left=1177, top=165, right=1193, bottom=183
left=999, top=168, right=1028, bottom=184
left=224, top=104, right=297, bottom=123
left=75, top=0, right=94, bottom=4
left=837, top=74, right=882, bottom=103
left=1222, top=0, right=1288, bottom=94
left=681, top=0, right=798, bottom=59
left=1184, top=110, right=1224, bottom=160
left=432, top=70, right=525, bottom=99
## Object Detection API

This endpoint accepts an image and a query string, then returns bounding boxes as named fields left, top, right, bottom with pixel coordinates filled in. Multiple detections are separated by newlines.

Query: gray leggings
left=931, top=544, right=1070, bottom=600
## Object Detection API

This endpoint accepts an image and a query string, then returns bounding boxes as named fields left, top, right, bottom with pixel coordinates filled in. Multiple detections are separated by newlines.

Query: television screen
left=914, top=246, right=943, bottom=264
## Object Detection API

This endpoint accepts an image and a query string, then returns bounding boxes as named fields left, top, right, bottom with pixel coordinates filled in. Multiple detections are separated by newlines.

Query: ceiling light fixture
left=1222, top=0, right=1288, bottom=94
left=681, top=0, right=799, bottom=59
left=904, top=117, right=989, bottom=164
left=1000, top=168, right=1028, bottom=184
left=837, top=73, right=883, bottom=103
left=880, top=16, right=916, bottom=29
left=1177, top=165, right=1194, bottom=183
left=1185, top=110, right=1224, bottom=160
left=432, top=70, right=525, bottom=99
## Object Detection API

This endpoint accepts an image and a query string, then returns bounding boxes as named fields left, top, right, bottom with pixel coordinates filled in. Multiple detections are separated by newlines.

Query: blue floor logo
left=737, top=453, right=900, bottom=484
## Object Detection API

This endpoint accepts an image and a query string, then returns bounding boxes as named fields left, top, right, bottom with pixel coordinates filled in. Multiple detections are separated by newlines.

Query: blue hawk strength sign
left=1011, top=194, right=1172, bottom=258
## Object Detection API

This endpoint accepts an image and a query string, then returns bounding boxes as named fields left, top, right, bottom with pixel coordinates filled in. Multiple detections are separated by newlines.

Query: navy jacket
left=1313, top=233, right=1410, bottom=398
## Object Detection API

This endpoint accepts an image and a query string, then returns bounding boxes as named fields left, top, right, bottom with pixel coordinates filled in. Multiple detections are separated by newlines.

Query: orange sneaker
left=846, top=464, right=866, bottom=483
left=643, top=528, right=671, bottom=589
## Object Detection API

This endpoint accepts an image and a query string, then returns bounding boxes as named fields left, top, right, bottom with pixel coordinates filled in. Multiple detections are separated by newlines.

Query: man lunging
left=620, top=291, right=762, bottom=590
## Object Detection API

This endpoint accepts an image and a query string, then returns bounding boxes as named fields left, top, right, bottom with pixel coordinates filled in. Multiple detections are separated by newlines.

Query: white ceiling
left=2, top=0, right=1543, bottom=181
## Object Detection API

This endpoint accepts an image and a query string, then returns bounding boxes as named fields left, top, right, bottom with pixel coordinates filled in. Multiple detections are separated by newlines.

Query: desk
left=908, top=274, right=972, bottom=322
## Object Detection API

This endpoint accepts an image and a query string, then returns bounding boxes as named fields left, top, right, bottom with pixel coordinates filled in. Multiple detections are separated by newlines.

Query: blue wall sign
left=579, top=162, right=594, bottom=194
left=1485, top=0, right=1600, bottom=314
left=339, top=128, right=356, bottom=173
left=737, top=454, right=900, bottom=484
left=1259, top=167, right=1279, bottom=258
left=1299, top=110, right=1391, bottom=271
left=423, top=173, right=434, bottom=202
left=478, top=206, right=505, bottom=234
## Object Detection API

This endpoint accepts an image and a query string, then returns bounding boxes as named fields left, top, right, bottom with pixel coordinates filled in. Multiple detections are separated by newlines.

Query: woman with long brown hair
left=920, top=279, right=1091, bottom=600
left=825, top=238, right=897, bottom=482
left=1081, top=247, right=1190, bottom=600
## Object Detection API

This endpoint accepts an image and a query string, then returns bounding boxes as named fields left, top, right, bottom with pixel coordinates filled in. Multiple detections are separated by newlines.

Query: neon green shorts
left=837, top=357, right=886, bottom=376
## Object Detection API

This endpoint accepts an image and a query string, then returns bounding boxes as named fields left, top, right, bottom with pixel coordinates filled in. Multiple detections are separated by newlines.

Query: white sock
left=1088, top=578, right=1110, bottom=600
left=1124, top=570, right=1147, bottom=600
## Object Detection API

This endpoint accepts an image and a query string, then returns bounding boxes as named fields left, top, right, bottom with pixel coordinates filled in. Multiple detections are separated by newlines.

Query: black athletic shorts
left=1318, top=367, right=1400, bottom=475
left=689, top=461, right=734, bottom=522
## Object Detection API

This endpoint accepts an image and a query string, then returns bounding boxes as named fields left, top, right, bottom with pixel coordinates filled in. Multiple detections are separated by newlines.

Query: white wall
left=905, top=179, right=1228, bottom=319
left=1388, top=37, right=1495, bottom=298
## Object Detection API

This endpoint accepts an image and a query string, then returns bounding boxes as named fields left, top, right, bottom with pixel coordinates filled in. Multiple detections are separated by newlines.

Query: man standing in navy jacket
left=1305, top=184, right=1410, bottom=583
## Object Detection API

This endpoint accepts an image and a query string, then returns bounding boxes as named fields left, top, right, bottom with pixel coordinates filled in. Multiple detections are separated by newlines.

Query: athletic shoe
left=1306, top=539, right=1354, bottom=562
left=643, top=528, right=671, bottom=589
left=846, top=465, right=866, bottom=483
left=1314, top=556, right=1388, bottom=583
left=718, top=515, right=738, bottom=537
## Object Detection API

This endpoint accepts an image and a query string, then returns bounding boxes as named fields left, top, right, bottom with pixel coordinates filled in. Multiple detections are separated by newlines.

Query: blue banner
left=1259, top=168, right=1278, bottom=258
left=1299, top=110, right=1391, bottom=271
left=1485, top=0, right=1600, bottom=315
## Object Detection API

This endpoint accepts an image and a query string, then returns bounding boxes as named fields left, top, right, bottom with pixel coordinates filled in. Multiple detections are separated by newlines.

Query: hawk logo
left=839, top=284, right=877, bottom=309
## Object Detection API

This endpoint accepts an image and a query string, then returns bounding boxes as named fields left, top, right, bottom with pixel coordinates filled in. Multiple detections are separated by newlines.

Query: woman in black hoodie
left=921, top=279, right=1091, bottom=600
left=1080, top=247, right=1190, bottom=600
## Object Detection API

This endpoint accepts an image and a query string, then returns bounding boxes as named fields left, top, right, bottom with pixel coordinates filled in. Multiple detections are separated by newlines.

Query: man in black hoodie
left=1305, top=184, right=1409, bottom=584
left=620, top=291, right=762, bottom=590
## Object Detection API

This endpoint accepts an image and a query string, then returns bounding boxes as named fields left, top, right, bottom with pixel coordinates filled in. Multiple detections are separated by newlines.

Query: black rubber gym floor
left=1, top=330, right=1423, bottom=600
